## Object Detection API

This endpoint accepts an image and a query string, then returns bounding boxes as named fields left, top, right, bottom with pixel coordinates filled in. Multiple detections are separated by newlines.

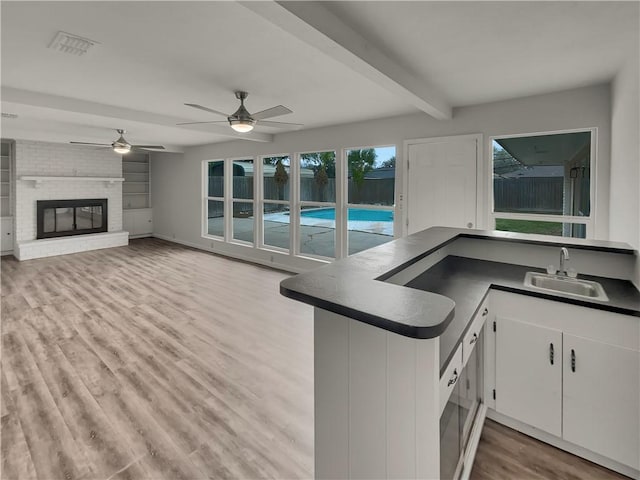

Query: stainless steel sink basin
left=524, top=272, right=609, bottom=301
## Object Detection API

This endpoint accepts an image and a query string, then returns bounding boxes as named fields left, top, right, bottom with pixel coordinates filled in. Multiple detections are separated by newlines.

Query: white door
left=563, top=334, right=640, bottom=470
left=406, top=135, right=479, bottom=235
left=495, top=316, right=562, bottom=437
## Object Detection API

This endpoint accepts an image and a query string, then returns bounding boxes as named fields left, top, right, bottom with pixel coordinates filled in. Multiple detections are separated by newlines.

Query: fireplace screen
left=37, top=199, right=108, bottom=239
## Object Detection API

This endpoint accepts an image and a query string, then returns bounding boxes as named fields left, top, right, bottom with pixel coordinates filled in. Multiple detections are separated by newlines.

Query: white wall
left=610, top=52, right=640, bottom=286
left=14, top=140, right=123, bottom=242
left=151, top=84, right=613, bottom=272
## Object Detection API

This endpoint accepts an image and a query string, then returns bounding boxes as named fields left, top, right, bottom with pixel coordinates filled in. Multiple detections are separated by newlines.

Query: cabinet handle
left=469, top=333, right=478, bottom=345
left=447, top=369, right=458, bottom=387
left=482, top=308, right=488, bottom=317
left=571, top=349, right=576, bottom=372
left=549, top=343, right=554, bottom=365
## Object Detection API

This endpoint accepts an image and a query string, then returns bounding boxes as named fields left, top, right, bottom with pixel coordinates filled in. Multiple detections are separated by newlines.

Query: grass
left=495, top=218, right=563, bottom=236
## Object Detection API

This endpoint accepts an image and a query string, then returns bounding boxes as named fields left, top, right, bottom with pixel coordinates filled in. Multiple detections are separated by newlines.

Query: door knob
left=467, top=222, right=473, bottom=228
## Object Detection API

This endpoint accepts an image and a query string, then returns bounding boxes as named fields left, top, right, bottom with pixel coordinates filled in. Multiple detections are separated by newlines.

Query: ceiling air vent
left=48, top=31, right=98, bottom=56
left=1, top=113, right=18, bottom=119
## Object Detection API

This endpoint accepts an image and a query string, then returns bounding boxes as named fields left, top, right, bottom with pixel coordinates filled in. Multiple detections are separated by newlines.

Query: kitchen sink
left=524, top=272, right=609, bottom=301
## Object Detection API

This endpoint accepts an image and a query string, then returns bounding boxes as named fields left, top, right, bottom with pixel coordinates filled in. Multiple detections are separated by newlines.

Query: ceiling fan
left=70, top=129, right=165, bottom=154
left=179, top=91, right=303, bottom=133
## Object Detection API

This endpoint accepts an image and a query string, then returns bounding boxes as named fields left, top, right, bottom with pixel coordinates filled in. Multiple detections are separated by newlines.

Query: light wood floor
left=2, top=239, right=631, bottom=480
left=1, top=238, right=314, bottom=480
left=471, top=419, right=630, bottom=480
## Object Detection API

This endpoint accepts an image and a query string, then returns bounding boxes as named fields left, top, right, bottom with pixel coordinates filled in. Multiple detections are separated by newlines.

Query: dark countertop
left=405, top=256, right=640, bottom=375
left=280, top=227, right=639, bottom=369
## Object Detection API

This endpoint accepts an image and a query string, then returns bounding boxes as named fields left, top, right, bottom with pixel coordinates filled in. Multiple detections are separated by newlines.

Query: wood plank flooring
left=2, top=239, right=632, bottom=480
left=471, top=419, right=630, bottom=480
left=1, top=239, right=314, bottom=480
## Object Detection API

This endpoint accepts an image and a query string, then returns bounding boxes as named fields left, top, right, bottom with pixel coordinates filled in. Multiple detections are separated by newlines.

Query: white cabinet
left=123, top=208, right=153, bottom=238
left=495, top=317, right=562, bottom=437
left=489, top=290, right=640, bottom=473
left=1, top=216, right=13, bottom=253
left=563, top=334, right=640, bottom=470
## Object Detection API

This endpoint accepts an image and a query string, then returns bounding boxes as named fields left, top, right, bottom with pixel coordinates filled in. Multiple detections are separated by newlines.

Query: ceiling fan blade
left=184, top=103, right=229, bottom=117
left=257, top=120, right=304, bottom=128
left=132, top=145, right=165, bottom=150
left=70, top=141, right=111, bottom=147
left=251, top=105, right=293, bottom=120
left=176, top=121, right=229, bottom=125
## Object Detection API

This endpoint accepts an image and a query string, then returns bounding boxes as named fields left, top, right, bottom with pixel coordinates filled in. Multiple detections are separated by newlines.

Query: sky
left=373, top=146, right=396, bottom=167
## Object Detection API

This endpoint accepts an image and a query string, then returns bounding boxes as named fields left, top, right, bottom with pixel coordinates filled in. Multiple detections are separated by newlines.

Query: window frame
left=342, top=144, right=397, bottom=256
left=202, top=159, right=226, bottom=240
left=296, top=149, right=339, bottom=260
left=488, top=128, right=597, bottom=239
left=228, top=156, right=257, bottom=247
left=258, top=153, right=293, bottom=254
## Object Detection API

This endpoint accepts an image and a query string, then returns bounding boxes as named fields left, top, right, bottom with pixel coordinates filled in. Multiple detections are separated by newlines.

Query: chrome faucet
left=558, top=247, right=570, bottom=276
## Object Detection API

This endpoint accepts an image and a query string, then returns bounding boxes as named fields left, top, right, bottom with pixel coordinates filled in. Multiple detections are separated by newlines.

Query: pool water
left=300, top=208, right=393, bottom=222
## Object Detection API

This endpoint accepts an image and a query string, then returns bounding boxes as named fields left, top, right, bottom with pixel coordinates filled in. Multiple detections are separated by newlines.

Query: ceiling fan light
left=230, top=119, right=255, bottom=133
left=113, top=144, right=131, bottom=154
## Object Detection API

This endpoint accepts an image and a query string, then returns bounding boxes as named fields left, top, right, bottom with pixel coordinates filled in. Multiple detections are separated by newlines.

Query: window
left=231, top=159, right=255, bottom=244
left=299, top=151, right=336, bottom=258
left=262, top=155, right=291, bottom=251
left=203, top=145, right=398, bottom=261
left=345, top=146, right=396, bottom=255
left=206, top=160, right=224, bottom=238
left=491, top=130, right=594, bottom=238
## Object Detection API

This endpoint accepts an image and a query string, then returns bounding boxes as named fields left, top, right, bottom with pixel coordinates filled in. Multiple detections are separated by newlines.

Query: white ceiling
left=1, top=1, right=638, bottom=151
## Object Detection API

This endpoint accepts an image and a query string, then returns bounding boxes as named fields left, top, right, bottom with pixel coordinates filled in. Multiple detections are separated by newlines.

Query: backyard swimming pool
left=300, top=208, right=393, bottom=222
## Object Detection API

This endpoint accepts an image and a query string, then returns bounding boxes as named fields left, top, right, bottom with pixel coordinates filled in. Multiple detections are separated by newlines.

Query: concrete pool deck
left=207, top=215, right=394, bottom=258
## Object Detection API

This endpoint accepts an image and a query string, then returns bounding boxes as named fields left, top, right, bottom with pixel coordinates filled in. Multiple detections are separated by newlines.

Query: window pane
left=232, top=201, right=254, bottom=243
left=263, top=202, right=290, bottom=250
left=56, top=207, right=74, bottom=232
left=493, top=132, right=591, bottom=216
left=233, top=159, right=254, bottom=200
left=208, top=161, right=224, bottom=197
left=347, top=147, right=395, bottom=205
left=207, top=200, right=224, bottom=237
left=348, top=208, right=394, bottom=255
left=495, top=218, right=586, bottom=238
left=263, top=156, right=290, bottom=201
left=300, top=151, right=336, bottom=202
left=299, top=206, right=335, bottom=257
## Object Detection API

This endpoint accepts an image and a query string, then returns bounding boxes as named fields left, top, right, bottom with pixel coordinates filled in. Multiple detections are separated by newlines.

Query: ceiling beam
left=241, top=1, right=452, bottom=120
left=1, top=87, right=275, bottom=143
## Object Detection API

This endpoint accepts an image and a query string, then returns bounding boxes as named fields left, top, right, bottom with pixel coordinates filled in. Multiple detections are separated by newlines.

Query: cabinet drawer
left=462, top=297, right=489, bottom=367
left=440, top=344, right=463, bottom=416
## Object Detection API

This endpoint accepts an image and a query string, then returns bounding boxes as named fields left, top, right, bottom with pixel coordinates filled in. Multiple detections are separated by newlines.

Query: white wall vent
left=1, top=113, right=18, bottom=119
left=48, top=31, right=99, bottom=56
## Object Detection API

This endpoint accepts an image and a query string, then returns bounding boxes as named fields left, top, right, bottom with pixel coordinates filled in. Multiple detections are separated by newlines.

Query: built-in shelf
left=123, top=152, right=150, bottom=210
left=20, top=176, right=125, bottom=188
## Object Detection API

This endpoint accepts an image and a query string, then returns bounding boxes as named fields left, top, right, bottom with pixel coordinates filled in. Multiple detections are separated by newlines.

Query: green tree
left=301, top=151, right=336, bottom=179
left=348, top=148, right=376, bottom=189
left=273, top=159, right=289, bottom=200
left=381, top=156, right=396, bottom=168
left=301, top=152, right=335, bottom=201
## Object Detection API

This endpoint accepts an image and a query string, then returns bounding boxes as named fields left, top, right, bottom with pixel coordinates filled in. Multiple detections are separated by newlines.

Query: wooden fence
left=494, top=177, right=564, bottom=214
left=208, top=177, right=395, bottom=218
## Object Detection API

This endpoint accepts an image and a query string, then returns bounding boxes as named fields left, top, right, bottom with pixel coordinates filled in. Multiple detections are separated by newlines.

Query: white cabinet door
left=1, top=217, right=13, bottom=252
left=495, top=316, right=562, bottom=436
left=406, top=135, right=478, bottom=235
left=123, top=209, right=152, bottom=237
left=563, top=334, right=640, bottom=470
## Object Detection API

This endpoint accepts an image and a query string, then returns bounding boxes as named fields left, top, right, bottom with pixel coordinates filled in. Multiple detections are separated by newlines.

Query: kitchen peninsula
left=281, top=227, right=640, bottom=480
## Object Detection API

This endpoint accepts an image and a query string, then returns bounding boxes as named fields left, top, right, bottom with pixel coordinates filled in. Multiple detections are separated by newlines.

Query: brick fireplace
left=13, top=140, right=128, bottom=260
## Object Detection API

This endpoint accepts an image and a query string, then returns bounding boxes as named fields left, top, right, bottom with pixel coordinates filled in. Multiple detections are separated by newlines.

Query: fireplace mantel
left=20, top=176, right=125, bottom=188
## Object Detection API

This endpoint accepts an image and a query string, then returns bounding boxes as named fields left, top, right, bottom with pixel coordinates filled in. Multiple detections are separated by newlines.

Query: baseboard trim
left=487, top=409, right=639, bottom=479
left=151, top=234, right=310, bottom=274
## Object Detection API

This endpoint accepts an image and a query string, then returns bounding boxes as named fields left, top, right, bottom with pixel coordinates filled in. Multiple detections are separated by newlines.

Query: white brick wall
left=14, top=140, right=124, bottom=255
